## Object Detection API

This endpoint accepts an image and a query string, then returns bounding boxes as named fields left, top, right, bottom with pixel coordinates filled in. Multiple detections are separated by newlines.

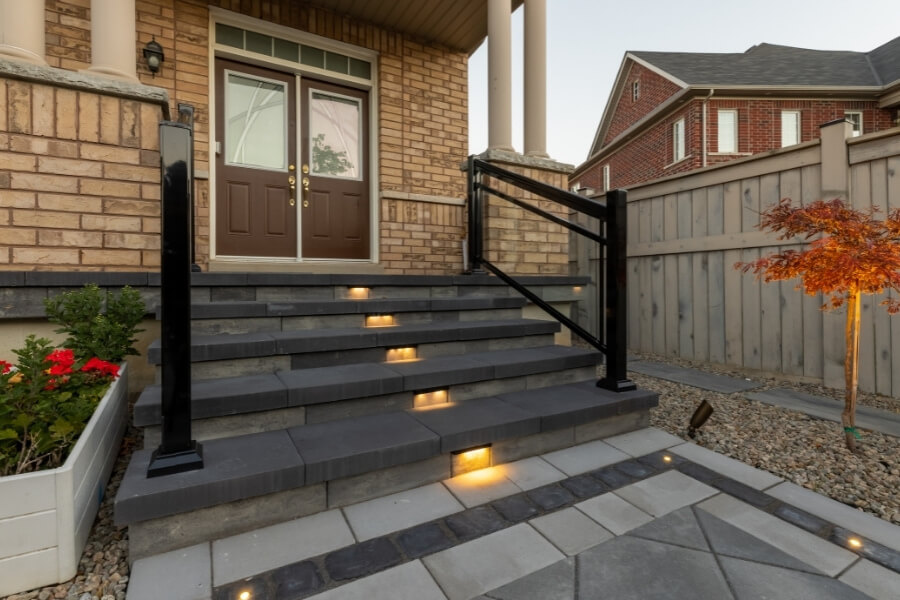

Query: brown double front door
left=215, top=59, right=369, bottom=259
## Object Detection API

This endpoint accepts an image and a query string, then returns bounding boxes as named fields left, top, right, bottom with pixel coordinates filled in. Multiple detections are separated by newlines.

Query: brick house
left=572, top=37, right=900, bottom=192
left=0, top=0, right=572, bottom=276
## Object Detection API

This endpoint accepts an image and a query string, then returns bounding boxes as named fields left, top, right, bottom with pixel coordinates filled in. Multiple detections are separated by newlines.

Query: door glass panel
left=225, top=72, right=287, bottom=170
left=309, top=91, right=360, bottom=179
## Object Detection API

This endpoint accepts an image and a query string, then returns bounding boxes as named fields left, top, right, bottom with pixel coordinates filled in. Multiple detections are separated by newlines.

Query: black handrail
left=466, top=156, right=635, bottom=392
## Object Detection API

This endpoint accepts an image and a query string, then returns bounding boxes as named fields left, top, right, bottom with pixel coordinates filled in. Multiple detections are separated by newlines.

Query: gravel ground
left=3, top=355, right=899, bottom=599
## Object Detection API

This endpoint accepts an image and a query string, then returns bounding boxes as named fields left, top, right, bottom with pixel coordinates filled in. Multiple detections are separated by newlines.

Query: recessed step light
left=365, top=314, right=395, bottom=327
left=413, top=388, right=449, bottom=408
left=347, top=287, right=369, bottom=299
left=451, top=445, right=492, bottom=476
left=386, top=346, right=417, bottom=362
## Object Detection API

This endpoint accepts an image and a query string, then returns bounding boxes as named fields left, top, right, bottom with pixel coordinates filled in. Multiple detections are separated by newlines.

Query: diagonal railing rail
left=466, top=156, right=634, bottom=392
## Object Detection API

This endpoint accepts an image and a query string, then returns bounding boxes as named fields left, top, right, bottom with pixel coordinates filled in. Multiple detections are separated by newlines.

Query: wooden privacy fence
left=573, top=120, right=900, bottom=398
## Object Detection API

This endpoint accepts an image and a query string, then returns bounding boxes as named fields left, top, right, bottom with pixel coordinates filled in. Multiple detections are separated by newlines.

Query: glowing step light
left=413, top=388, right=449, bottom=409
left=365, top=314, right=395, bottom=327
left=347, top=286, right=370, bottom=299
left=386, top=346, right=417, bottom=362
left=451, top=445, right=492, bottom=476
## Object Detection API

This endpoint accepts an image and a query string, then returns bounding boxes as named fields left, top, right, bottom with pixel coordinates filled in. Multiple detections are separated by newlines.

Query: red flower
left=46, top=349, right=75, bottom=369
left=80, top=357, right=120, bottom=378
left=47, top=363, right=73, bottom=376
left=0, top=360, right=10, bottom=374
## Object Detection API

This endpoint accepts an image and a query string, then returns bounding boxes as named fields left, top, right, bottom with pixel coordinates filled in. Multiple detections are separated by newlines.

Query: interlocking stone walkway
left=128, top=428, right=900, bottom=600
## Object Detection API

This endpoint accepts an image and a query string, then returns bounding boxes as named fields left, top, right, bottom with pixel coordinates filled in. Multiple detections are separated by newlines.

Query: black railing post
left=598, top=189, right=636, bottom=392
left=466, top=155, right=485, bottom=273
left=177, top=103, right=201, bottom=273
left=147, top=121, right=204, bottom=477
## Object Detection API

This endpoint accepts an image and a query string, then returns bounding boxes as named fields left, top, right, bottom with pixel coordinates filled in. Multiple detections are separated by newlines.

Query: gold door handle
left=288, top=174, right=296, bottom=206
left=302, top=176, right=309, bottom=191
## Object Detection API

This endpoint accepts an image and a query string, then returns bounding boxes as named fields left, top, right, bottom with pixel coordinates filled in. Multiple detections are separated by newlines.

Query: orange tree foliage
left=738, top=198, right=900, bottom=312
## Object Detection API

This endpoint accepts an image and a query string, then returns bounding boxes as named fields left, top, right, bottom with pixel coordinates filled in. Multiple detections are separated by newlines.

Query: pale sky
left=468, top=0, right=900, bottom=167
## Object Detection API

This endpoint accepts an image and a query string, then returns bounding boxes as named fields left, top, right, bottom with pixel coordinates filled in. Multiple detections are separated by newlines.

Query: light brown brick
left=103, top=163, right=158, bottom=182
left=103, top=232, right=160, bottom=250
left=78, top=92, right=99, bottom=142
left=39, top=156, right=103, bottom=177
left=142, top=217, right=160, bottom=233
left=0, top=152, right=37, bottom=172
left=80, top=143, right=141, bottom=164
left=12, top=247, right=80, bottom=265
left=56, top=88, right=78, bottom=140
left=11, top=172, right=79, bottom=193
left=7, top=81, right=31, bottom=134
left=31, top=85, right=55, bottom=137
left=0, top=190, right=36, bottom=208
left=81, top=249, right=141, bottom=266
left=12, top=209, right=81, bottom=229
left=103, top=198, right=159, bottom=216
left=140, top=103, right=160, bottom=151
left=141, top=183, right=160, bottom=200
left=81, top=213, right=142, bottom=232
left=38, top=229, right=103, bottom=247
left=37, top=194, right=103, bottom=213
left=80, top=179, right=141, bottom=198
left=0, top=81, right=6, bottom=131
left=0, top=226, right=36, bottom=245
left=99, top=96, right=120, bottom=145
left=121, top=100, right=140, bottom=148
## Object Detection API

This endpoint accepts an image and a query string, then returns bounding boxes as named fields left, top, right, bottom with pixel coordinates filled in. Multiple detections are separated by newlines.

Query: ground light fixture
left=451, top=445, right=491, bottom=476
left=142, top=38, right=164, bottom=75
left=238, top=592, right=251, bottom=600
left=847, top=537, right=863, bottom=549
left=687, top=399, right=714, bottom=438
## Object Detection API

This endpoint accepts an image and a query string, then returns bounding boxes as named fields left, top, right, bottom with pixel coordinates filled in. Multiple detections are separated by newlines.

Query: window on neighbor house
left=845, top=111, right=863, bottom=137
left=632, top=81, right=640, bottom=102
left=603, top=165, right=610, bottom=191
left=673, top=118, right=686, bottom=162
left=781, top=110, right=801, bottom=147
left=717, top=109, right=737, bottom=153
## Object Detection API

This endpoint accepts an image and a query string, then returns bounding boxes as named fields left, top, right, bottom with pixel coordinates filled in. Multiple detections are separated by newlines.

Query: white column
left=487, top=0, right=513, bottom=151
left=0, top=0, right=47, bottom=65
left=87, top=0, right=139, bottom=82
left=523, top=0, right=547, bottom=157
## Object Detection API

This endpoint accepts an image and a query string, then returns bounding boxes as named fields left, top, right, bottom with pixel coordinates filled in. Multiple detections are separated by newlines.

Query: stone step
left=134, top=346, right=602, bottom=446
left=114, top=381, right=659, bottom=561
left=147, top=318, right=562, bottom=379
left=173, top=296, right=529, bottom=335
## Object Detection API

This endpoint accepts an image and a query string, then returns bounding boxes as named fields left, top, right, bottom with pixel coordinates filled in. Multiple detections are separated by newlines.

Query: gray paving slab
left=127, top=543, right=211, bottom=600
left=613, top=470, right=717, bottom=517
left=540, top=439, right=631, bottom=475
left=719, top=555, right=872, bottom=600
left=422, top=523, right=564, bottom=600
left=342, top=482, right=463, bottom=542
left=839, top=558, right=900, bottom=600
left=482, top=557, right=575, bottom=600
left=575, top=492, right=654, bottom=535
left=629, top=360, right=762, bottom=393
left=668, top=442, right=783, bottom=490
left=767, top=481, right=900, bottom=551
left=494, top=456, right=566, bottom=491
left=306, top=560, right=448, bottom=600
left=603, top=427, right=685, bottom=457
left=212, top=509, right=354, bottom=585
left=746, top=387, right=900, bottom=437
left=627, top=505, right=710, bottom=552
left=529, top=507, right=613, bottom=556
left=577, top=536, right=734, bottom=600
left=697, top=493, right=858, bottom=576
left=443, top=466, right=522, bottom=508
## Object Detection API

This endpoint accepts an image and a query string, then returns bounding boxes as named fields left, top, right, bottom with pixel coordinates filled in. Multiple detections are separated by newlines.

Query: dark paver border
left=211, top=450, right=900, bottom=600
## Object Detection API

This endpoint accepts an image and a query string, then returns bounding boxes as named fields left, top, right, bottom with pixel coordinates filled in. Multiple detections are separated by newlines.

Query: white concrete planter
left=0, top=364, right=129, bottom=597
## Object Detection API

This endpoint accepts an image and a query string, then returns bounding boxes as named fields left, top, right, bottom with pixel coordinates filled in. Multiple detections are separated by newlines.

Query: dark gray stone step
left=134, top=345, right=602, bottom=427
left=146, top=319, right=561, bottom=364
left=115, top=381, right=659, bottom=527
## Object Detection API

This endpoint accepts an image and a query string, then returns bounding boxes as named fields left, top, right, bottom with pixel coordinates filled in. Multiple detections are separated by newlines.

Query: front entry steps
left=114, top=273, right=657, bottom=562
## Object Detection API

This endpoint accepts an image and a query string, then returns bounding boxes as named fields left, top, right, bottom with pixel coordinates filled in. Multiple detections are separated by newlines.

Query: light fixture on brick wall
left=143, top=38, right=164, bottom=75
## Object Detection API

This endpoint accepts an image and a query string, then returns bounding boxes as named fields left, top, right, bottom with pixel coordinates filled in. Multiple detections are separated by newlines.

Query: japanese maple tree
left=737, top=198, right=900, bottom=452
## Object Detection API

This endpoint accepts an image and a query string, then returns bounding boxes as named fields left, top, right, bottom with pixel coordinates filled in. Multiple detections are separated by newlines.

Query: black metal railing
left=466, top=156, right=634, bottom=392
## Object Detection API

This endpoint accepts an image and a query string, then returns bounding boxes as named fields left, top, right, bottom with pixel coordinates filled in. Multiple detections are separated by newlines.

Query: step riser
left=191, top=285, right=518, bottom=304
left=128, top=409, right=650, bottom=562
left=155, top=333, right=558, bottom=381
left=140, top=365, right=598, bottom=449
left=189, top=308, right=524, bottom=335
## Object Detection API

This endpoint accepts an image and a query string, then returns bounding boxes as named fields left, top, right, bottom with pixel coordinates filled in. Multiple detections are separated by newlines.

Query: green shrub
left=43, top=284, right=146, bottom=362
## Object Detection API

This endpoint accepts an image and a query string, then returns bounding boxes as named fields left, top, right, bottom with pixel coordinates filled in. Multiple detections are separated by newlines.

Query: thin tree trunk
left=843, top=288, right=860, bottom=452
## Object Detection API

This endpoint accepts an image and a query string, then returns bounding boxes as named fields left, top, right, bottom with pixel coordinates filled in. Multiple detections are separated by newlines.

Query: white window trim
left=673, top=118, right=686, bottom=163
left=632, top=80, right=640, bottom=102
left=845, top=110, right=863, bottom=137
left=602, top=165, right=610, bottom=191
left=781, top=110, right=801, bottom=147
left=717, top=109, right=738, bottom=153
left=207, top=7, right=381, bottom=264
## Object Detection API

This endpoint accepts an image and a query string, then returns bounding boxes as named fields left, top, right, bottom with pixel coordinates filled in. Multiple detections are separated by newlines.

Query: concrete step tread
left=134, top=346, right=602, bottom=426
left=115, top=382, right=659, bottom=527
left=146, top=318, right=561, bottom=364
left=170, top=296, right=529, bottom=319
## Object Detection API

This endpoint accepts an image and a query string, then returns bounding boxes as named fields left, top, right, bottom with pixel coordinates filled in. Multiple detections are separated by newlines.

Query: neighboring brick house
left=572, top=37, right=900, bottom=192
left=0, top=0, right=569, bottom=275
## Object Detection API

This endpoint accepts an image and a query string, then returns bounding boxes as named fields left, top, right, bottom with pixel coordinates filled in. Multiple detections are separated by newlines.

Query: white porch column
left=87, top=0, right=139, bottom=82
left=0, top=0, right=47, bottom=65
left=523, top=0, right=547, bottom=157
left=487, top=0, right=513, bottom=151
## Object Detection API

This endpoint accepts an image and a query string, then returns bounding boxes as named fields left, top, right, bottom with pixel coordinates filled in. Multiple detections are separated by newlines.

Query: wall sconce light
left=687, top=399, right=714, bottom=438
left=142, top=38, right=164, bottom=75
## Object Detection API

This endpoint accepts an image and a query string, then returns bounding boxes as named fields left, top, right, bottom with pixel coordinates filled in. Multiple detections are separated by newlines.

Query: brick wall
left=580, top=97, right=894, bottom=190
left=0, top=79, right=164, bottom=270
left=603, top=63, right=682, bottom=146
left=380, top=199, right=464, bottom=274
